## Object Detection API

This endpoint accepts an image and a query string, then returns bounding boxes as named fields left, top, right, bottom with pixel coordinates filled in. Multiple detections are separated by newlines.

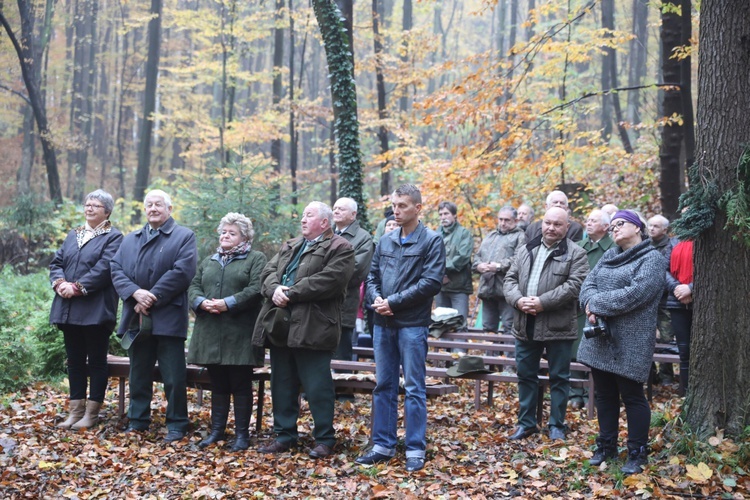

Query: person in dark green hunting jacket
left=434, top=201, right=473, bottom=327
left=187, top=213, right=266, bottom=451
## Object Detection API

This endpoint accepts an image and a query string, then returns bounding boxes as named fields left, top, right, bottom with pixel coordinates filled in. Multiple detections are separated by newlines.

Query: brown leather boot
left=71, top=401, right=101, bottom=430
left=57, top=399, right=86, bottom=429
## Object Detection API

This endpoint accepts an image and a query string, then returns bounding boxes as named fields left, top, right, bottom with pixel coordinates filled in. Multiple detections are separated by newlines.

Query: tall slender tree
left=133, top=0, right=163, bottom=219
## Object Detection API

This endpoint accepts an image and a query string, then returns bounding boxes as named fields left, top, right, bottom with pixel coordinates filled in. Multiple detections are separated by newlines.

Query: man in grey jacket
left=111, top=190, right=197, bottom=442
left=473, top=206, right=526, bottom=333
left=503, top=207, right=589, bottom=441
left=332, top=197, right=374, bottom=363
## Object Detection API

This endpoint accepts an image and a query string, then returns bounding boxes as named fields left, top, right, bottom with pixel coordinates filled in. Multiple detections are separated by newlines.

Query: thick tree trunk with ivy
left=312, top=0, right=368, bottom=229
left=679, top=0, right=750, bottom=438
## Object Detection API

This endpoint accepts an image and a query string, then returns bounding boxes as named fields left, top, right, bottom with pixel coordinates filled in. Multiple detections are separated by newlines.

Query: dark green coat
left=187, top=250, right=267, bottom=366
left=439, top=222, right=474, bottom=294
left=338, top=220, right=375, bottom=328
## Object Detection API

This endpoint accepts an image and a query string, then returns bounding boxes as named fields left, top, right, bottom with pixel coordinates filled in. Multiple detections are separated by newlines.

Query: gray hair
left=218, top=212, right=254, bottom=243
left=648, top=214, right=670, bottom=229
left=335, top=197, right=358, bottom=213
left=498, top=206, right=517, bottom=218
left=308, top=201, right=334, bottom=227
left=545, top=190, right=569, bottom=206
left=85, top=189, right=114, bottom=216
left=144, top=189, right=172, bottom=208
left=590, top=210, right=611, bottom=226
left=518, top=203, right=534, bottom=218
left=392, top=184, right=422, bottom=205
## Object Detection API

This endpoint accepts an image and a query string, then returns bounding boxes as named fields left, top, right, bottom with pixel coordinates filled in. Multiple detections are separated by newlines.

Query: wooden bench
left=330, top=359, right=459, bottom=398
left=107, top=355, right=269, bottom=433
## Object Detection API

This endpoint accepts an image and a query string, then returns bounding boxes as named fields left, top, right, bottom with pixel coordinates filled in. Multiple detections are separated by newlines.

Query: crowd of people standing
left=49, top=185, right=692, bottom=476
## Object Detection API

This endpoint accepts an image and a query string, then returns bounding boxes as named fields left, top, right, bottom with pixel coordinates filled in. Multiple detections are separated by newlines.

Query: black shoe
left=405, top=457, right=425, bottom=472
left=258, top=440, right=292, bottom=454
left=124, top=426, right=145, bottom=434
left=589, top=438, right=618, bottom=466
left=309, top=443, right=333, bottom=459
left=621, top=446, right=649, bottom=475
left=355, top=450, right=392, bottom=465
left=164, top=430, right=186, bottom=443
left=508, top=426, right=538, bottom=440
left=549, top=426, right=566, bottom=441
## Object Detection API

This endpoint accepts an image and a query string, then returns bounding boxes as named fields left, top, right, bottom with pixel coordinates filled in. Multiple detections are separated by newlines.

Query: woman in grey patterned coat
left=577, top=210, right=666, bottom=475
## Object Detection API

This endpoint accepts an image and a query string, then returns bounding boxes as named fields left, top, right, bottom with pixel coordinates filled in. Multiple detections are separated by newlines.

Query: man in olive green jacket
left=435, top=201, right=473, bottom=328
left=570, top=209, right=615, bottom=407
left=252, top=202, right=354, bottom=459
left=503, top=207, right=589, bottom=441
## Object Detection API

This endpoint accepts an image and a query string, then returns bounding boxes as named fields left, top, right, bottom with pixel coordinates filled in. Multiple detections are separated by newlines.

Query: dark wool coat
left=577, top=240, right=667, bottom=383
left=49, top=227, right=123, bottom=331
left=110, top=217, right=197, bottom=339
left=252, top=230, right=354, bottom=351
left=338, top=220, right=375, bottom=328
left=503, top=236, right=590, bottom=342
left=187, top=250, right=267, bottom=366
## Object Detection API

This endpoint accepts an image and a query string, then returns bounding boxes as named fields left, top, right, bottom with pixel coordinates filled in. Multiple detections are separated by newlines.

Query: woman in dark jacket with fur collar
left=577, top=210, right=666, bottom=475
left=50, top=189, right=123, bottom=430
left=188, top=213, right=266, bottom=451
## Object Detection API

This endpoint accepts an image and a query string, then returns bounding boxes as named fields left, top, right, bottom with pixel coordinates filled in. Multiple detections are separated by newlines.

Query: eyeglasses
left=84, top=204, right=105, bottom=210
left=607, top=220, right=629, bottom=233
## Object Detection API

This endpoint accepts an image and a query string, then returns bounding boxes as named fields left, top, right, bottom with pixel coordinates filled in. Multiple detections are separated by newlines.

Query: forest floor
left=0, top=377, right=747, bottom=499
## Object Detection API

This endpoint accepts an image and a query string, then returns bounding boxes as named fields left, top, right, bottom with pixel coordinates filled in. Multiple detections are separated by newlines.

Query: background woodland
left=0, top=0, right=696, bottom=255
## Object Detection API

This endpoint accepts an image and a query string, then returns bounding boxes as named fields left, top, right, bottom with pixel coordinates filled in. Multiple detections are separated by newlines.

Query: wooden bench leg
left=197, top=389, right=204, bottom=407
left=118, top=378, right=126, bottom=418
left=487, top=381, right=495, bottom=408
left=586, top=374, right=595, bottom=420
left=255, top=378, right=265, bottom=434
left=474, top=380, right=481, bottom=411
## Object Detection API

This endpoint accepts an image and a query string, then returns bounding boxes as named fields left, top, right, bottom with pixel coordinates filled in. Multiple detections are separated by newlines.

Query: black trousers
left=591, top=368, right=650, bottom=450
left=670, top=308, right=693, bottom=376
left=61, top=324, right=111, bottom=402
left=206, top=364, right=254, bottom=396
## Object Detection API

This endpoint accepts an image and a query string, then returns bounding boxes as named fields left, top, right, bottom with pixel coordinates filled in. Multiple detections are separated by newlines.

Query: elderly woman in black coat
left=50, top=189, right=123, bottom=430
left=577, top=210, right=666, bottom=475
left=187, top=213, right=266, bottom=451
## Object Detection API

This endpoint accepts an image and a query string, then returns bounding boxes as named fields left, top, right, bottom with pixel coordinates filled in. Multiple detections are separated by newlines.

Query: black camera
left=583, top=317, right=608, bottom=339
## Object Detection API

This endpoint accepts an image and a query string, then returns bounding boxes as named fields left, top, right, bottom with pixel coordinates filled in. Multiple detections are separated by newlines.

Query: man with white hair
left=524, top=190, right=584, bottom=242
left=648, top=214, right=678, bottom=382
left=332, top=197, right=374, bottom=363
left=601, top=204, right=619, bottom=218
left=111, top=189, right=197, bottom=442
left=253, top=201, right=354, bottom=458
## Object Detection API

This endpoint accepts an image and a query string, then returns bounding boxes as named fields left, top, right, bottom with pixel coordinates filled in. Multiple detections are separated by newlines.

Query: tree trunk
left=312, top=0, right=368, bottom=229
left=679, top=0, right=695, bottom=174
left=0, top=2, right=62, bottom=204
left=626, top=0, right=648, bottom=127
left=372, top=0, right=390, bottom=196
left=658, top=1, right=685, bottom=220
left=600, top=0, right=614, bottom=141
left=289, top=0, right=298, bottom=206
left=17, top=105, right=35, bottom=196
left=133, top=0, right=163, bottom=220
left=685, top=0, right=750, bottom=438
left=399, top=0, right=412, bottom=113
left=270, top=0, right=285, bottom=207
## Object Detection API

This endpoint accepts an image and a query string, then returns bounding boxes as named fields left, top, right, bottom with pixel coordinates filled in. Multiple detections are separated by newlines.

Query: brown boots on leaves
left=57, top=399, right=101, bottom=430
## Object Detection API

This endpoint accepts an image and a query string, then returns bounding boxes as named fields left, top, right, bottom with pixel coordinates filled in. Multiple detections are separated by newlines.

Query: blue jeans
left=371, top=325, right=428, bottom=459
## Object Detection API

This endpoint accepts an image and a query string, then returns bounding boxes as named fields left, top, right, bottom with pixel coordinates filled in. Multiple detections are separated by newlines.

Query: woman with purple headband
left=577, top=209, right=667, bottom=475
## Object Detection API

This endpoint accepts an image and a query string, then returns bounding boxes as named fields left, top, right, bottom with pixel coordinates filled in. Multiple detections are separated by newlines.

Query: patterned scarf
left=217, top=241, right=251, bottom=265
left=75, top=220, right=112, bottom=249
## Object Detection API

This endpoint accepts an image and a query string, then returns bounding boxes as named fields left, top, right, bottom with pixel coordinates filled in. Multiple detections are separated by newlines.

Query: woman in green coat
left=188, top=213, right=266, bottom=451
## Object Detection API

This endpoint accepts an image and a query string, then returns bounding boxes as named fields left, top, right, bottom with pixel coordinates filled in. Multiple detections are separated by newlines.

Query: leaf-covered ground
left=0, top=379, right=747, bottom=499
